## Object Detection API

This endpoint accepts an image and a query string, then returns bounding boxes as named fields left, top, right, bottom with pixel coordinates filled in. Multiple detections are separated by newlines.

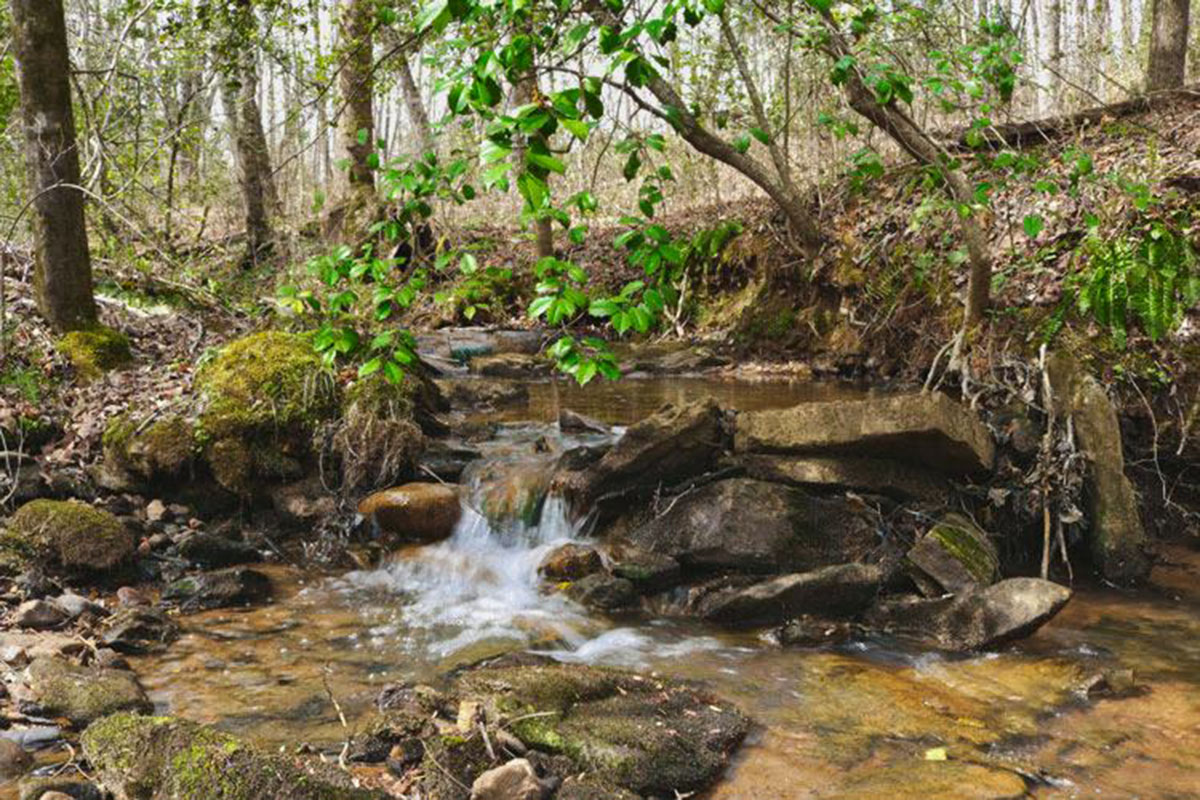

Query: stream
left=124, top=377, right=1199, bottom=799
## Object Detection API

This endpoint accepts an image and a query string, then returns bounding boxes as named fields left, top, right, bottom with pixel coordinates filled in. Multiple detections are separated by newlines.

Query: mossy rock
left=196, top=331, right=337, bottom=441
left=414, top=733, right=495, bottom=800
left=82, top=713, right=381, bottom=800
left=57, top=327, right=131, bottom=380
left=453, top=662, right=749, bottom=797
left=7, top=499, right=134, bottom=577
left=23, top=657, right=152, bottom=726
left=102, top=414, right=195, bottom=484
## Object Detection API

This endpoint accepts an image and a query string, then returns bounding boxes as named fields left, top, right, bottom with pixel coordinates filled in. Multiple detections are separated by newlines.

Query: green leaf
left=527, top=152, right=567, bottom=174
left=1023, top=214, right=1044, bottom=239
left=623, top=152, right=641, bottom=181
left=415, top=0, right=450, bottom=33
left=750, top=127, right=770, bottom=145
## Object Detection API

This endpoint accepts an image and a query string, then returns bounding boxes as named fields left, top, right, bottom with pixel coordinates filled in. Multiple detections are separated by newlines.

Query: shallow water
left=122, top=379, right=1200, bottom=798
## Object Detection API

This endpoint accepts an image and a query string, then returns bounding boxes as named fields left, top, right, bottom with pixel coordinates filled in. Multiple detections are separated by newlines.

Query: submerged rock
left=629, top=478, right=876, bottom=575
left=82, top=713, right=381, bottom=800
left=164, top=568, right=272, bottom=611
left=907, top=514, right=999, bottom=596
left=453, top=661, right=749, bottom=798
left=734, top=392, right=995, bottom=475
left=538, top=544, right=603, bottom=582
left=694, top=563, right=884, bottom=626
left=552, top=399, right=726, bottom=507
left=867, top=578, right=1072, bottom=650
left=359, top=483, right=462, bottom=543
left=20, top=657, right=152, bottom=726
left=4, top=499, right=134, bottom=579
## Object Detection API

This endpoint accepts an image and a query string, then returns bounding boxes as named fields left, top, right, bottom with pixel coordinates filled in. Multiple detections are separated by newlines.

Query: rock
left=271, top=478, right=337, bottom=525
left=629, top=479, right=877, bottom=575
left=555, top=777, right=640, bottom=800
left=777, top=615, right=855, bottom=647
left=417, top=440, right=484, bottom=483
left=437, top=379, right=530, bottom=409
left=145, top=499, right=167, bottom=523
left=471, top=352, right=548, bottom=379
left=866, top=578, right=1072, bottom=650
left=607, top=546, right=681, bottom=593
left=18, top=777, right=103, bottom=800
left=694, top=563, right=884, bottom=626
left=82, top=713, right=380, bottom=800
left=101, top=415, right=193, bottom=487
left=4, top=500, right=134, bottom=578
left=465, top=460, right=555, bottom=529
left=537, top=544, right=602, bottom=581
left=455, top=661, right=748, bottom=797
left=100, top=607, right=180, bottom=654
left=13, top=600, right=69, bottom=630
left=0, top=738, right=32, bottom=778
left=734, top=392, right=995, bottom=475
left=116, top=586, right=148, bottom=607
left=552, top=399, right=727, bottom=507
left=629, top=345, right=730, bottom=374
left=163, top=567, right=272, bottom=611
left=20, top=656, right=152, bottom=726
left=1048, top=354, right=1149, bottom=584
left=565, top=573, right=638, bottom=611
left=907, top=514, right=999, bottom=596
left=731, top=453, right=949, bottom=501
left=470, top=759, right=544, bottom=800
left=359, top=483, right=462, bottom=543
left=557, top=409, right=609, bottom=435
left=54, top=592, right=106, bottom=620
left=176, top=531, right=261, bottom=568
left=56, top=327, right=131, bottom=381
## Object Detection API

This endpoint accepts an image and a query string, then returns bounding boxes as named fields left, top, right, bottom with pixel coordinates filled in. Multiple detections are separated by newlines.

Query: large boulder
left=82, top=713, right=381, bottom=800
left=866, top=578, right=1072, bottom=650
left=359, top=483, right=462, bottom=543
left=629, top=479, right=877, bottom=575
left=1047, top=355, right=1149, bottom=584
left=452, top=660, right=748, bottom=798
left=3, top=500, right=134, bottom=579
left=907, top=514, right=999, bottom=597
left=734, top=393, right=995, bottom=475
left=730, top=454, right=949, bottom=501
left=19, top=657, right=152, bottom=726
left=693, top=563, right=884, bottom=626
left=552, top=400, right=727, bottom=507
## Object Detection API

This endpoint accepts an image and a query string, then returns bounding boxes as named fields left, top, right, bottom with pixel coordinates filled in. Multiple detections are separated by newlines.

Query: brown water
left=28, top=378, right=1200, bottom=799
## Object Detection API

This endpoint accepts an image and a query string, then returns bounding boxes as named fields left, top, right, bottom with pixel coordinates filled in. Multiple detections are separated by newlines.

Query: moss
left=8, top=499, right=133, bottom=574
left=928, top=514, right=999, bottom=585
left=103, top=413, right=194, bottom=481
left=196, top=331, right=337, bottom=440
left=57, top=326, right=131, bottom=380
left=206, top=438, right=253, bottom=495
left=25, top=657, right=153, bottom=725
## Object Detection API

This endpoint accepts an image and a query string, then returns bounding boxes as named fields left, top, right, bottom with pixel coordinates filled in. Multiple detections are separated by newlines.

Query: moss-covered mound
left=5, top=499, right=134, bottom=577
left=334, top=373, right=425, bottom=494
left=23, top=657, right=152, bottom=727
left=82, top=713, right=381, bottom=800
left=102, top=413, right=194, bottom=484
left=57, top=327, right=132, bottom=380
left=195, top=331, right=337, bottom=495
left=448, top=661, right=749, bottom=798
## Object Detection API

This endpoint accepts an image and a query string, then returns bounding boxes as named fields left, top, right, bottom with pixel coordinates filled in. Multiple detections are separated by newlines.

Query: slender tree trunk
left=11, top=0, right=98, bottom=332
left=336, top=0, right=375, bottom=199
left=1147, top=0, right=1190, bottom=90
left=511, top=69, right=554, bottom=260
left=1048, top=0, right=1063, bottom=99
left=223, top=56, right=274, bottom=260
left=398, top=51, right=436, bottom=155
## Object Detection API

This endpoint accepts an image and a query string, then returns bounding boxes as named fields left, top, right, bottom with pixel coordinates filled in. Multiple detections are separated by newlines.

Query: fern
left=1077, top=224, right=1198, bottom=348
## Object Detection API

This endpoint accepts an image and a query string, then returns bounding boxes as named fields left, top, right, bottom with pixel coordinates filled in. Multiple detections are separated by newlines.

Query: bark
left=511, top=67, right=554, bottom=260
left=11, top=0, right=98, bottom=331
left=398, top=52, right=436, bottom=155
left=336, top=0, right=376, bottom=199
left=311, top=0, right=332, bottom=188
left=223, top=54, right=275, bottom=259
left=1147, top=0, right=1190, bottom=90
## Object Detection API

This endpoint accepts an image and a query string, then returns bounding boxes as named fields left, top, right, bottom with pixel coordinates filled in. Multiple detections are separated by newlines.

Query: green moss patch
left=8, top=499, right=134, bottom=576
left=57, top=326, right=131, bottom=380
left=103, top=413, right=195, bottom=482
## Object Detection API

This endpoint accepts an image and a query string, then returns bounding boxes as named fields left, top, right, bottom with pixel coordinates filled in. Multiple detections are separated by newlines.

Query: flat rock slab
left=731, top=453, right=949, bottom=501
left=695, top=563, right=884, bottom=626
left=734, top=393, right=995, bottom=475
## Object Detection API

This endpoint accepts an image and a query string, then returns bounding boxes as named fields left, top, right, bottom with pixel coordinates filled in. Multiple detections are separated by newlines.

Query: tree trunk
left=398, top=52, right=436, bottom=156
left=1147, top=0, right=1190, bottom=90
left=510, top=68, right=554, bottom=260
left=10, top=0, right=97, bottom=332
left=223, top=57, right=274, bottom=260
left=336, top=0, right=376, bottom=199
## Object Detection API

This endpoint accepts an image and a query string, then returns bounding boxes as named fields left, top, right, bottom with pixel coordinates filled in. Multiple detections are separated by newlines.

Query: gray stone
left=694, top=563, right=884, bottom=626
left=470, top=758, right=545, bottom=800
left=907, top=514, right=999, bottom=596
left=565, top=574, right=638, bottom=611
left=629, top=478, right=877, bottom=575
left=731, top=453, right=949, bottom=501
left=176, top=531, right=262, bottom=568
left=163, top=567, right=272, bottom=611
left=866, top=577, right=1072, bottom=650
left=13, top=600, right=69, bottom=631
left=734, top=392, right=995, bottom=475
left=608, top=546, right=681, bottom=593
left=20, top=656, right=152, bottom=725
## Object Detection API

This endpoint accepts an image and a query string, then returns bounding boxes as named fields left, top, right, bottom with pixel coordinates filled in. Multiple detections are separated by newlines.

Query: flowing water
left=121, top=378, right=1199, bottom=799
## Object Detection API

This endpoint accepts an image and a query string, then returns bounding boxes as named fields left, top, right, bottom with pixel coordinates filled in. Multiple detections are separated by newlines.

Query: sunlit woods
left=0, top=0, right=1189, bottom=256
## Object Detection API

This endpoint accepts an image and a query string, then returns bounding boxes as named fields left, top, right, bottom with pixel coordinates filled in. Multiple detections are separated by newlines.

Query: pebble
left=13, top=600, right=69, bottom=630
left=116, top=587, right=149, bottom=607
left=0, top=738, right=31, bottom=778
left=40, top=793, right=76, bottom=800
left=145, top=499, right=167, bottom=523
left=55, top=592, right=105, bottom=620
